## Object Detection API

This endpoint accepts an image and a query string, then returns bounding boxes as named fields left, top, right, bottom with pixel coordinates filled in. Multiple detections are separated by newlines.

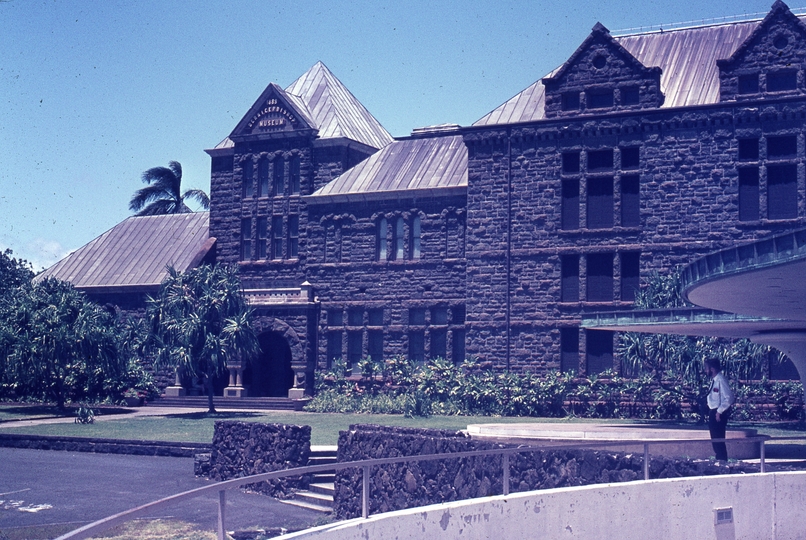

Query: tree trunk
left=206, top=375, right=216, bottom=413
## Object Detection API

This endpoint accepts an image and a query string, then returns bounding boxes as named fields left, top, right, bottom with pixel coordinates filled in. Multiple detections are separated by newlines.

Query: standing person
left=705, top=358, right=735, bottom=462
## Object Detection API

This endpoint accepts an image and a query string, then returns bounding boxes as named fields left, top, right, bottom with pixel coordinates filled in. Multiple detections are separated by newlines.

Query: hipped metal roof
left=35, top=213, right=213, bottom=292
left=474, top=18, right=768, bottom=126
left=306, top=134, right=467, bottom=204
left=213, top=62, right=393, bottom=152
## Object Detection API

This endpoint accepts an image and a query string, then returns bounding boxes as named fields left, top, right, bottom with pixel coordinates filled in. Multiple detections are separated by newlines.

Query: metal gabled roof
left=35, top=213, right=213, bottom=292
left=285, top=61, right=394, bottom=150
left=474, top=17, right=769, bottom=126
left=306, top=134, right=467, bottom=204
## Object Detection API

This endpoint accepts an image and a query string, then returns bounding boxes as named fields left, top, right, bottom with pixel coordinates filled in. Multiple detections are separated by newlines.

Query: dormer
left=542, top=23, right=663, bottom=118
left=229, top=83, right=317, bottom=143
left=718, top=1, right=806, bottom=101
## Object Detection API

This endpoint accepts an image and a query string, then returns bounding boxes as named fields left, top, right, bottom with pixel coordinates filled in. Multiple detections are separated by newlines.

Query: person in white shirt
left=705, top=358, right=735, bottom=462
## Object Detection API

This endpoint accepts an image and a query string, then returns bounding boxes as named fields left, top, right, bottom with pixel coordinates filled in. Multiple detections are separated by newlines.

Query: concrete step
left=308, top=482, right=335, bottom=496
left=153, top=396, right=309, bottom=411
left=279, top=497, right=333, bottom=514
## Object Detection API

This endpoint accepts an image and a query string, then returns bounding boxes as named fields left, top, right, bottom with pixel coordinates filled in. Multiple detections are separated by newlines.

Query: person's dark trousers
left=708, top=407, right=730, bottom=461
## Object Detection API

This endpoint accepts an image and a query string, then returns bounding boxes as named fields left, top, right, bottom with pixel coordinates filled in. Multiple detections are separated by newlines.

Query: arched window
left=411, top=215, right=421, bottom=259
left=272, top=157, right=284, bottom=196
left=257, top=158, right=269, bottom=197
left=289, top=155, right=301, bottom=194
left=393, top=217, right=405, bottom=260
left=242, top=159, right=254, bottom=198
left=377, top=218, right=388, bottom=261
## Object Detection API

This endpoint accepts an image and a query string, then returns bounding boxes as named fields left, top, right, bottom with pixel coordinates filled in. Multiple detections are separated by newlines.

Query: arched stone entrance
left=243, top=331, right=295, bottom=397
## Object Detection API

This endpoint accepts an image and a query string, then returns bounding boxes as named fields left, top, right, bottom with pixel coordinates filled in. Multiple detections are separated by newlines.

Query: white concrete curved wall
left=285, top=472, right=806, bottom=540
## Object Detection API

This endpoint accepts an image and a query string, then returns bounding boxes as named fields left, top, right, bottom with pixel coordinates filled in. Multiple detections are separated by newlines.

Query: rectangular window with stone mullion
left=256, top=217, right=268, bottom=259
left=562, top=179, right=580, bottom=230
left=620, top=251, right=640, bottom=302
left=240, top=218, right=252, bottom=261
left=767, top=164, right=797, bottom=220
left=560, top=327, right=579, bottom=374
left=288, top=215, right=299, bottom=259
left=561, top=255, right=579, bottom=302
left=271, top=216, right=283, bottom=259
left=586, top=330, right=614, bottom=375
left=586, top=253, right=613, bottom=302
left=738, top=167, right=760, bottom=221
left=587, top=176, right=614, bottom=229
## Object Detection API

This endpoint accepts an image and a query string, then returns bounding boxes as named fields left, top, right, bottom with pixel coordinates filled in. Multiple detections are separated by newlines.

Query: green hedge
left=305, top=356, right=804, bottom=421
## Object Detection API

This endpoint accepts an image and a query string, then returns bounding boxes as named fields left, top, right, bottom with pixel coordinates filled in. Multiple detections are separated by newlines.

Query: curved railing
left=56, top=435, right=802, bottom=540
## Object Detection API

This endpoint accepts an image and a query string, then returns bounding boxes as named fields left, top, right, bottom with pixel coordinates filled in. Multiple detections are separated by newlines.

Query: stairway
left=282, top=445, right=337, bottom=513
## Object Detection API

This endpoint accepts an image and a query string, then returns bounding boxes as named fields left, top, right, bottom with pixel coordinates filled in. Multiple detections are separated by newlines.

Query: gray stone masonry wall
left=307, top=195, right=467, bottom=366
left=334, top=424, right=762, bottom=520
left=464, top=100, right=806, bottom=372
left=206, top=421, right=311, bottom=498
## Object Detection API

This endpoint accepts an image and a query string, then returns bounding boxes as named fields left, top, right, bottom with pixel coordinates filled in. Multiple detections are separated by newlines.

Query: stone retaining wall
left=205, top=420, right=312, bottom=498
left=334, top=424, right=760, bottom=519
left=0, top=433, right=209, bottom=457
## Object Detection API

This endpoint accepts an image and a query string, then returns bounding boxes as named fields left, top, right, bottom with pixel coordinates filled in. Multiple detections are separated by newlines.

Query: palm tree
left=129, top=161, right=210, bottom=216
left=146, top=264, right=259, bottom=413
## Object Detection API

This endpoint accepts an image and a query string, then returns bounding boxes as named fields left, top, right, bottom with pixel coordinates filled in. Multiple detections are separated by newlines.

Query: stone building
left=41, top=1, right=806, bottom=397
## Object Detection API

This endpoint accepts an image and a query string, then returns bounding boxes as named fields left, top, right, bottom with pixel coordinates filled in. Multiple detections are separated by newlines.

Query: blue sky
left=0, top=0, right=786, bottom=270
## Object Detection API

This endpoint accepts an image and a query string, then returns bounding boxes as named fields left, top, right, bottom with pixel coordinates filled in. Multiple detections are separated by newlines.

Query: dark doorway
left=243, top=332, right=295, bottom=397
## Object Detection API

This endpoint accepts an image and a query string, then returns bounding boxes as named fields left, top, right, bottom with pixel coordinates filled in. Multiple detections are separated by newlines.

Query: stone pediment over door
left=229, top=82, right=317, bottom=142
left=718, top=0, right=806, bottom=101
left=542, top=22, right=663, bottom=117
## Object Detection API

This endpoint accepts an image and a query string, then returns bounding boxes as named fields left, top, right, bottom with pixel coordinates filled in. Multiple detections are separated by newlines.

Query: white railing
left=56, top=435, right=800, bottom=540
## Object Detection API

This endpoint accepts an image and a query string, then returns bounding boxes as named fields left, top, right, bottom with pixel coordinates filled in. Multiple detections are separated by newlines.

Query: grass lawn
left=2, top=403, right=805, bottom=446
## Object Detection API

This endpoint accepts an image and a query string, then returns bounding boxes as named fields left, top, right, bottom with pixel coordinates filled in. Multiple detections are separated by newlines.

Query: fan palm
left=129, top=161, right=210, bottom=216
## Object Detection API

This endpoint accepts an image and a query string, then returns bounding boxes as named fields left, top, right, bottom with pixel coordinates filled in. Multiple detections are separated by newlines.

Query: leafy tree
left=0, top=248, right=34, bottom=294
left=129, top=161, right=210, bottom=216
left=146, top=264, right=259, bottom=412
left=1, top=278, right=125, bottom=409
left=618, top=270, right=775, bottom=420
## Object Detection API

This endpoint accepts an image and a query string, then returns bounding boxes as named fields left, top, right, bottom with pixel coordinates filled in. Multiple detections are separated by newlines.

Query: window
left=347, top=331, right=362, bottom=367
left=620, top=147, right=639, bottom=169
left=272, top=157, right=284, bottom=196
left=587, top=149, right=614, bottom=171
left=242, top=160, right=254, bottom=198
left=409, top=331, right=425, bottom=363
left=587, top=253, right=613, bottom=302
left=409, top=308, right=426, bottom=325
left=289, top=155, right=300, bottom=194
left=562, top=179, right=580, bottom=230
left=738, top=168, right=760, bottom=221
left=377, top=218, right=388, bottom=261
left=767, top=164, right=797, bottom=220
left=620, top=252, right=640, bottom=302
left=767, top=136, right=797, bottom=158
left=451, top=305, right=465, bottom=324
left=368, top=330, right=383, bottom=362
left=586, top=330, right=613, bottom=375
left=348, top=308, right=363, bottom=326
left=562, top=152, right=580, bottom=173
left=561, top=255, right=579, bottom=302
left=452, top=329, right=465, bottom=364
left=621, top=86, right=639, bottom=106
left=430, top=328, right=447, bottom=360
left=393, top=217, right=405, bottom=260
left=288, top=215, right=299, bottom=258
left=586, top=88, right=614, bottom=109
left=560, top=327, right=579, bottom=374
left=368, top=308, right=384, bottom=326
left=256, top=216, right=268, bottom=259
left=327, top=309, right=343, bottom=326
left=562, top=92, right=580, bottom=111
left=431, top=307, right=448, bottom=325
left=240, top=218, right=252, bottom=261
left=587, top=177, right=614, bottom=229
left=411, top=215, right=421, bottom=259
left=271, top=216, right=283, bottom=259
left=621, top=175, right=640, bottom=227
left=767, top=69, right=797, bottom=92
left=738, top=73, right=759, bottom=94
left=257, top=159, right=269, bottom=197
left=326, top=332, right=342, bottom=366
left=738, top=138, right=759, bottom=160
